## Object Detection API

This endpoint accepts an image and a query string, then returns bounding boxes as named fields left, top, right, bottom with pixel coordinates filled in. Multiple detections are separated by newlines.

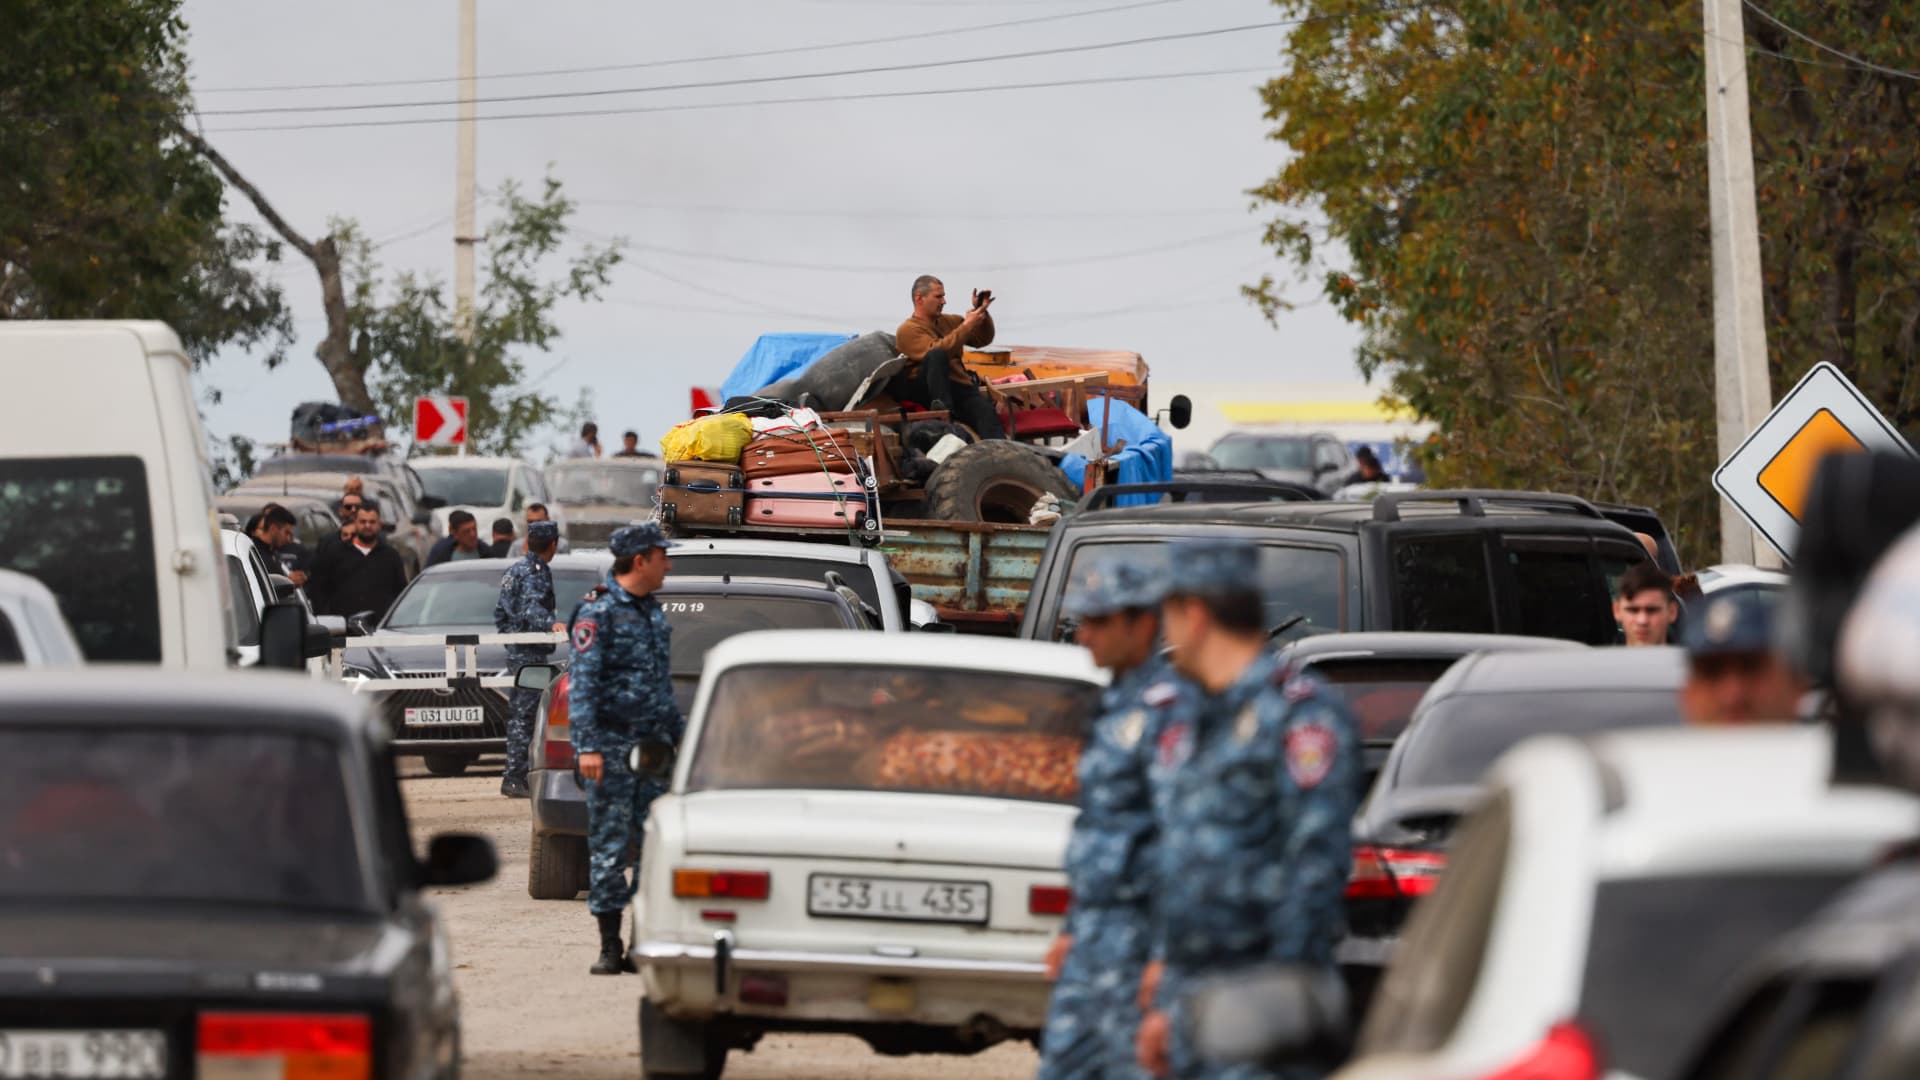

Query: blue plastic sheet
left=1060, top=396, right=1174, bottom=507
left=720, top=333, right=856, bottom=403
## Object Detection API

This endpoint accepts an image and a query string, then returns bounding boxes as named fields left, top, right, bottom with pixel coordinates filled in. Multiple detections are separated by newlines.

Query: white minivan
left=0, top=322, right=231, bottom=669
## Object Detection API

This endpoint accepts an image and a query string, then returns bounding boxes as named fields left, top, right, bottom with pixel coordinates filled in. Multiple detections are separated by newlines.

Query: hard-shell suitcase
left=742, top=430, right=863, bottom=478
left=660, top=462, right=745, bottom=527
left=744, top=470, right=871, bottom=528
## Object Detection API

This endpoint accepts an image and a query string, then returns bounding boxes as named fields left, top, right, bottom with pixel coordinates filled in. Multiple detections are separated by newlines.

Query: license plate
left=404, top=706, right=485, bottom=726
left=808, top=874, right=990, bottom=925
left=0, top=1030, right=166, bottom=1079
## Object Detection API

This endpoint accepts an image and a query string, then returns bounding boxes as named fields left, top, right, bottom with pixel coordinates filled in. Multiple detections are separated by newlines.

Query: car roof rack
left=1370, top=489, right=1608, bottom=523
left=1080, top=479, right=1323, bottom=513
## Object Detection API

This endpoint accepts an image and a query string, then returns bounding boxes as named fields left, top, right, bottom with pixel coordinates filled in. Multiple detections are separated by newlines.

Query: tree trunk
left=175, top=126, right=376, bottom=412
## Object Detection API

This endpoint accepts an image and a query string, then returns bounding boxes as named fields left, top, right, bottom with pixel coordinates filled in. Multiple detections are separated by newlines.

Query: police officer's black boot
left=590, top=912, right=627, bottom=975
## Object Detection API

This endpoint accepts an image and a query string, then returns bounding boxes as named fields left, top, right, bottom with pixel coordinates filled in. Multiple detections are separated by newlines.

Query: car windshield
left=385, top=567, right=605, bottom=629
left=1057, top=540, right=1343, bottom=643
left=1395, top=689, right=1682, bottom=789
left=0, top=727, right=368, bottom=912
left=1209, top=437, right=1312, bottom=471
left=1579, top=873, right=1856, bottom=1077
left=0, top=456, right=161, bottom=662
left=1307, top=657, right=1459, bottom=742
left=418, top=467, right=510, bottom=508
left=688, top=665, right=1101, bottom=803
left=547, top=465, right=661, bottom=506
left=670, top=554, right=884, bottom=614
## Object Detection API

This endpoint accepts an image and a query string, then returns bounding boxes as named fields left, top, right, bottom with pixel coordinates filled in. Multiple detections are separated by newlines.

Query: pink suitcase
left=744, top=471, right=871, bottom=527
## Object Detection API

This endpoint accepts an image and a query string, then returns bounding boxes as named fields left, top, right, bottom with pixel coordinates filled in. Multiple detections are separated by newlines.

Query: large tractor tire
left=923, top=441, right=1079, bottom=524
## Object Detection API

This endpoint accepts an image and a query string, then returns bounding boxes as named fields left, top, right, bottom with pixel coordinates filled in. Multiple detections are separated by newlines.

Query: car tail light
left=1347, top=844, right=1447, bottom=899
left=1029, top=885, right=1072, bottom=915
left=197, top=1012, right=372, bottom=1080
left=674, top=869, right=771, bottom=900
left=541, top=673, right=574, bottom=770
left=1479, top=1021, right=1602, bottom=1080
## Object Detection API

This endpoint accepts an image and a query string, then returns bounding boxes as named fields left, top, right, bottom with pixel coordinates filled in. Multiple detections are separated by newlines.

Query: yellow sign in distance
left=1757, top=408, right=1866, bottom=519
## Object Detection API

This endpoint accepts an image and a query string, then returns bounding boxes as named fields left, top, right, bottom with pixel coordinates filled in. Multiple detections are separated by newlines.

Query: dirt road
left=402, top=770, right=1038, bottom=1079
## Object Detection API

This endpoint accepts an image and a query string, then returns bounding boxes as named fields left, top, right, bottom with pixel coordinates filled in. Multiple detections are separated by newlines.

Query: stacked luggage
left=658, top=412, right=879, bottom=535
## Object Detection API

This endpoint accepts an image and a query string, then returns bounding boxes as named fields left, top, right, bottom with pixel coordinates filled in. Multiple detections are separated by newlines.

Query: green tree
left=0, top=0, right=290, bottom=366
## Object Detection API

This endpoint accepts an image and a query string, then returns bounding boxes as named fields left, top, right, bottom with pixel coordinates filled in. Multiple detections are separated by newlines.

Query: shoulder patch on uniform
left=1115, top=709, right=1147, bottom=749
left=572, top=619, right=598, bottom=652
left=1141, top=682, right=1178, bottom=707
left=584, top=585, right=608, bottom=600
left=1285, top=723, right=1336, bottom=789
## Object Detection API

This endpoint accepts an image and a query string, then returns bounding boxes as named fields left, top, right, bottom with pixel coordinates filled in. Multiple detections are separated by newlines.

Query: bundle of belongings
left=656, top=407, right=879, bottom=533
left=289, top=401, right=388, bottom=454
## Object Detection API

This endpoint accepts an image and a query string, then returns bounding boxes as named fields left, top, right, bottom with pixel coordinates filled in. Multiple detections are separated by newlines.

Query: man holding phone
left=891, top=274, right=1005, bottom=438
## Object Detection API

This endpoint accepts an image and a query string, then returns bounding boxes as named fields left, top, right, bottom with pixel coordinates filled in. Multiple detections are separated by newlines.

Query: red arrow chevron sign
left=414, top=395, right=469, bottom=446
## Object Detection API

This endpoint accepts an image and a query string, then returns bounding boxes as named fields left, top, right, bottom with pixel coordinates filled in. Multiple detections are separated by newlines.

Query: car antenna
left=1268, top=613, right=1306, bottom=640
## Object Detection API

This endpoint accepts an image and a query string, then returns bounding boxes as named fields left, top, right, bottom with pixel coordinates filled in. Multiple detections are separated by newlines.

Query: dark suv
left=1020, top=489, right=1650, bottom=645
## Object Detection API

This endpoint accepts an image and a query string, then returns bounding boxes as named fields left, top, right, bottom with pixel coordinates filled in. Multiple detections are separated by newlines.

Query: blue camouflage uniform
left=569, top=522, right=685, bottom=916
left=494, top=520, right=561, bottom=783
left=1040, top=559, right=1192, bottom=1080
left=1150, top=540, right=1357, bottom=1080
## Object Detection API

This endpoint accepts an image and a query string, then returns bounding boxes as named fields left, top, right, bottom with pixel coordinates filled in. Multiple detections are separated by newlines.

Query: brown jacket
left=896, top=312, right=995, bottom=381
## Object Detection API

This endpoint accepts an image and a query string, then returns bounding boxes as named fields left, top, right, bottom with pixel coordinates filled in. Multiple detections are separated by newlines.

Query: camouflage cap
left=526, top=520, right=560, bottom=546
left=1163, top=538, right=1260, bottom=600
left=610, top=521, right=673, bottom=558
left=1061, top=557, right=1165, bottom=619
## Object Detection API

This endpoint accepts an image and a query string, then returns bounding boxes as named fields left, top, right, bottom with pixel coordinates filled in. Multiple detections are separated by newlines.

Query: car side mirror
left=515, top=663, right=560, bottom=692
left=420, top=833, right=498, bottom=887
left=258, top=603, right=311, bottom=670
left=1167, top=394, right=1193, bottom=430
left=411, top=508, right=433, bottom=527
left=301, top=622, right=331, bottom=660
left=382, top=521, right=399, bottom=534
left=268, top=573, right=299, bottom=602
left=346, top=611, right=377, bottom=637
left=315, top=615, right=349, bottom=639
left=628, top=739, right=678, bottom=781
left=1189, top=966, right=1350, bottom=1071
left=418, top=494, right=447, bottom=510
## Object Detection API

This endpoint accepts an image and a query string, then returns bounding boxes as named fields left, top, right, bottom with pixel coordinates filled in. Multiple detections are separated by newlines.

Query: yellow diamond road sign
left=1714, top=362, right=1915, bottom=559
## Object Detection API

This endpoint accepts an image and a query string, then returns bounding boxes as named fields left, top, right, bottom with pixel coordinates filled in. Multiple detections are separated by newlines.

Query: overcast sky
left=181, top=0, right=1364, bottom=460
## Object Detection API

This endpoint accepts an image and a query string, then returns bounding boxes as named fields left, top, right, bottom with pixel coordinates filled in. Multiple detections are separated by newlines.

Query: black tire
left=423, top=755, right=473, bottom=777
left=527, top=827, right=588, bottom=900
left=923, top=441, right=1079, bottom=524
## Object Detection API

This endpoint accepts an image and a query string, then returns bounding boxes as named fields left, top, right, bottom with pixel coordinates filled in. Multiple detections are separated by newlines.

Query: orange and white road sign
left=1713, top=362, right=1914, bottom=559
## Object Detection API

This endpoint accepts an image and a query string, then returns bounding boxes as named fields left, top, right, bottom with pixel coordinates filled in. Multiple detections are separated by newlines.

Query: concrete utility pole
left=1702, top=0, right=1780, bottom=566
left=454, top=0, right=478, bottom=361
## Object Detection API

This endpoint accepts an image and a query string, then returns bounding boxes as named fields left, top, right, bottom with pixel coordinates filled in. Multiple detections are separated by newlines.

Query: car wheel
left=423, top=755, right=473, bottom=777
left=527, top=826, right=588, bottom=900
left=640, top=998, right=723, bottom=1079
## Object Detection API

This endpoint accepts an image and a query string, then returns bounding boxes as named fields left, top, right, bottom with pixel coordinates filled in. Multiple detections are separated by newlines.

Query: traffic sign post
left=414, top=395, right=469, bottom=448
left=1712, top=362, right=1915, bottom=561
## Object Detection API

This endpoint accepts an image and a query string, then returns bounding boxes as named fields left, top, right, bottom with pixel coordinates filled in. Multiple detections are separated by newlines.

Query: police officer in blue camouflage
left=568, top=522, right=684, bottom=975
left=1039, top=557, right=1193, bottom=1080
left=494, top=519, right=565, bottom=799
left=1136, top=539, right=1357, bottom=1079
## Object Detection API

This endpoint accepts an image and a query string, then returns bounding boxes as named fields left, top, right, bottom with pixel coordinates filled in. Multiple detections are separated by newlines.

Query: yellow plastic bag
left=659, top=413, right=753, bottom=463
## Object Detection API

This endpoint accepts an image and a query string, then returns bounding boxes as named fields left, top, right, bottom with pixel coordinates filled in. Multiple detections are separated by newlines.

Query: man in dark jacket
left=307, top=501, right=410, bottom=621
left=425, top=509, right=486, bottom=568
left=246, top=504, right=302, bottom=587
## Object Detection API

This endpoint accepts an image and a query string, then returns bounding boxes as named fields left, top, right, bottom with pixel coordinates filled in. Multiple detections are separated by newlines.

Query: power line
left=193, top=21, right=1283, bottom=117
left=193, top=0, right=1196, bottom=94
left=573, top=198, right=1251, bottom=221
left=372, top=213, right=454, bottom=248
left=202, top=66, right=1273, bottom=133
left=1740, top=0, right=1920, bottom=81
left=579, top=227, right=1251, bottom=272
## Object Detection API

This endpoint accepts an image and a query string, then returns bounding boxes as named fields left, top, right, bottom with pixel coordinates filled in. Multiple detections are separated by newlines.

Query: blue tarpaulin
left=1060, top=396, right=1173, bottom=507
left=720, top=333, right=856, bottom=403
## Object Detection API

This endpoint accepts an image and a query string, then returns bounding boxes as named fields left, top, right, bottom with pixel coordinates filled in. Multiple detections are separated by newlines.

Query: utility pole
left=454, top=0, right=478, bottom=362
left=1702, top=0, right=1780, bottom=566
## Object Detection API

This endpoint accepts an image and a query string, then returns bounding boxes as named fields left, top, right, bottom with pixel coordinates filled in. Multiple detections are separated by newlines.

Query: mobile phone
left=975, top=289, right=993, bottom=308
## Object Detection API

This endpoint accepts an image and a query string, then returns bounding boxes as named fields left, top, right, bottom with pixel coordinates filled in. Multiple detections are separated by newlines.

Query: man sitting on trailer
left=890, top=274, right=1005, bottom=439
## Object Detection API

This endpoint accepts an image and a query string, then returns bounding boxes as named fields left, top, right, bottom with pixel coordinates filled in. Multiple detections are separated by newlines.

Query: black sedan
left=0, top=669, right=494, bottom=1080
left=340, top=554, right=612, bottom=777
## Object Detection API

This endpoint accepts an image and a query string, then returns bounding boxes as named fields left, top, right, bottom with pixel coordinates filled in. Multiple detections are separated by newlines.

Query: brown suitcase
left=742, top=430, right=864, bottom=478
left=660, top=461, right=745, bottom=527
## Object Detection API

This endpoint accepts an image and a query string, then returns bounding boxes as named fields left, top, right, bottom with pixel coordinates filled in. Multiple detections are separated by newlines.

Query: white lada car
left=628, top=630, right=1107, bottom=1079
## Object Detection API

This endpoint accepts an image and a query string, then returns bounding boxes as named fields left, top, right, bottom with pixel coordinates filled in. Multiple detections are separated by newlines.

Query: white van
left=0, top=322, right=229, bottom=669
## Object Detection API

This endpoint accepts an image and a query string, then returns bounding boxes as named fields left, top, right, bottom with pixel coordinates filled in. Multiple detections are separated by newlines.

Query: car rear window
left=0, top=456, right=160, bottom=662
left=1306, top=657, right=1457, bottom=742
left=1396, top=689, right=1681, bottom=789
left=662, top=594, right=853, bottom=674
left=1580, top=873, right=1857, bottom=1078
left=670, top=554, right=883, bottom=613
left=688, top=665, right=1101, bottom=803
left=0, top=727, right=367, bottom=911
left=1055, top=540, right=1344, bottom=642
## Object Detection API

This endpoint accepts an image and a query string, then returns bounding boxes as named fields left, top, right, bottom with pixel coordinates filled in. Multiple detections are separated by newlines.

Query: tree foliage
left=345, top=175, right=623, bottom=456
left=1254, top=0, right=1920, bottom=563
left=0, top=0, right=290, bottom=366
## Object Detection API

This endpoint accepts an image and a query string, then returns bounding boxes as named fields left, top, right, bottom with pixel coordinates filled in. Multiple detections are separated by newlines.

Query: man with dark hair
left=890, top=274, right=1004, bottom=439
left=1614, top=560, right=1679, bottom=647
left=507, top=503, right=571, bottom=558
left=1040, top=558, right=1192, bottom=1079
left=333, top=490, right=366, bottom=542
left=425, top=509, right=485, bottom=567
left=248, top=504, right=302, bottom=586
left=568, top=522, right=682, bottom=975
left=570, top=421, right=602, bottom=459
left=494, top=520, right=567, bottom=798
left=488, top=517, right=517, bottom=557
left=614, top=430, right=646, bottom=458
left=1344, top=445, right=1387, bottom=486
left=1136, top=538, right=1357, bottom=1079
left=306, top=500, right=409, bottom=621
